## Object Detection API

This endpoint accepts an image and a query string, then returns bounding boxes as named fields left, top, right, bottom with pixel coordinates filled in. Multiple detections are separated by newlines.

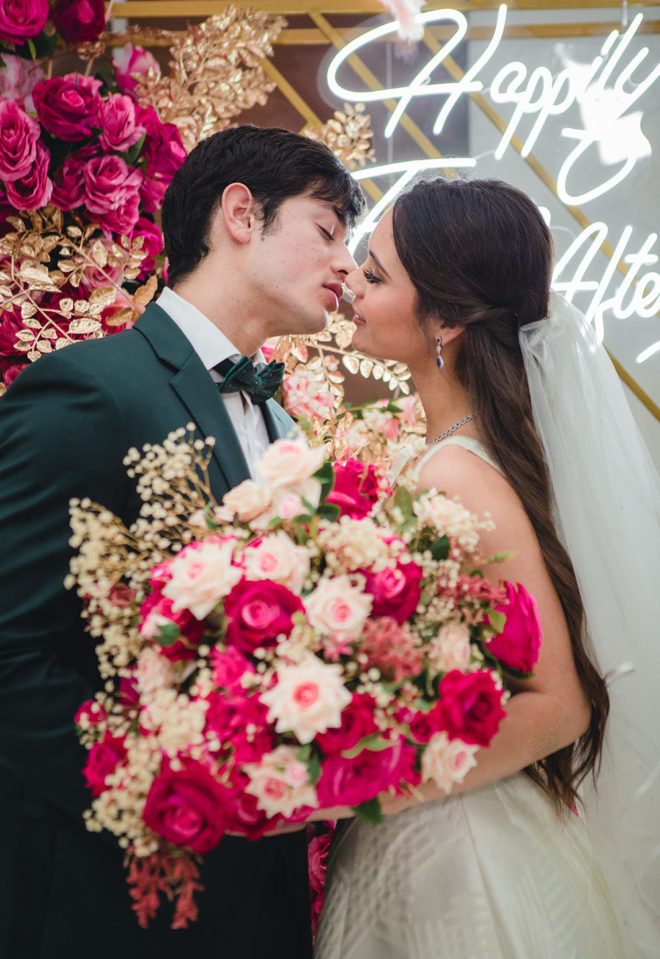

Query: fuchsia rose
left=440, top=669, right=506, bottom=747
left=317, top=737, right=417, bottom=808
left=84, top=155, right=142, bottom=235
left=223, top=578, right=304, bottom=655
left=360, top=559, right=423, bottom=624
left=143, top=760, right=231, bottom=854
left=98, top=93, right=145, bottom=153
left=113, top=43, right=159, bottom=96
left=326, top=458, right=383, bottom=519
left=0, top=99, right=39, bottom=181
left=0, top=361, right=27, bottom=387
left=140, top=106, right=186, bottom=182
left=5, top=141, right=52, bottom=210
left=52, top=0, right=106, bottom=43
left=74, top=699, right=106, bottom=727
left=407, top=703, right=446, bottom=744
left=129, top=216, right=163, bottom=279
left=51, top=148, right=94, bottom=210
left=0, top=0, right=49, bottom=44
left=139, top=589, right=205, bottom=662
left=139, top=174, right=167, bottom=215
left=210, top=646, right=255, bottom=691
left=223, top=773, right=273, bottom=839
left=33, top=74, right=102, bottom=141
left=314, top=692, right=379, bottom=753
left=83, top=733, right=126, bottom=797
left=487, top=581, right=543, bottom=675
left=205, top=691, right=273, bottom=764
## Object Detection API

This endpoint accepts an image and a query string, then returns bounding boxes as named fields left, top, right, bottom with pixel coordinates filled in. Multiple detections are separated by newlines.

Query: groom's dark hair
left=162, top=125, right=364, bottom=287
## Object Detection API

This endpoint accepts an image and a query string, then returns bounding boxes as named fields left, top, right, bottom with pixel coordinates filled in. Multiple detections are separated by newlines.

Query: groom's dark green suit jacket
left=0, top=304, right=312, bottom=959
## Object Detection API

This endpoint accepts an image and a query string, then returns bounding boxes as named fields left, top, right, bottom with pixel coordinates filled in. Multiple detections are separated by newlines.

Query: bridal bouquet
left=68, top=429, right=542, bottom=928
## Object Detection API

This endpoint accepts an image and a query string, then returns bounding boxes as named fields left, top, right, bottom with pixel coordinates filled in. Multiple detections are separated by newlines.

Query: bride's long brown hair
left=392, top=177, right=608, bottom=810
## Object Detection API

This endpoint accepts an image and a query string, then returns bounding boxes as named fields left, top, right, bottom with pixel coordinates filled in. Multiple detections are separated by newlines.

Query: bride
left=314, top=178, right=660, bottom=958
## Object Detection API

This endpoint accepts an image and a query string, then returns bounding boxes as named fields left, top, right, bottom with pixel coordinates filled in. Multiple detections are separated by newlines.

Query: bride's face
left=345, top=210, right=431, bottom=367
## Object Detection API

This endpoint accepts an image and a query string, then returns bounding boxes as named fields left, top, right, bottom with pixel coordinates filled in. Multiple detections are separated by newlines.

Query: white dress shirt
left=156, top=287, right=270, bottom=475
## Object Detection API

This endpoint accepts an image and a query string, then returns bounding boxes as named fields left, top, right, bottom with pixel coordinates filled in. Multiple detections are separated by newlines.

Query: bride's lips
left=352, top=311, right=366, bottom=326
left=322, top=282, right=343, bottom=311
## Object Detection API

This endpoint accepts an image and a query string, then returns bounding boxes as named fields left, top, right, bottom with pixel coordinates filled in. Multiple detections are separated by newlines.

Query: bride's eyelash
left=363, top=269, right=381, bottom=284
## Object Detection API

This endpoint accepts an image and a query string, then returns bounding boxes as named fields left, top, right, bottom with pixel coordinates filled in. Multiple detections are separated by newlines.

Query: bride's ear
left=433, top=322, right=465, bottom=347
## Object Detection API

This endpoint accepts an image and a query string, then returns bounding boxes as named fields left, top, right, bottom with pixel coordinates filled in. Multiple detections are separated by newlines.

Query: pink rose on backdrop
left=52, top=0, right=106, bottom=43
left=139, top=174, right=168, bottom=215
left=5, top=141, right=52, bottom=210
left=140, top=107, right=186, bottom=181
left=317, top=737, right=417, bottom=808
left=143, top=760, right=231, bottom=854
left=113, top=43, right=159, bottom=96
left=0, top=55, right=44, bottom=112
left=51, top=147, right=94, bottom=210
left=0, top=100, right=39, bottom=182
left=223, top=578, right=304, bottom=655
left=98, top=93, right=145, bottom=153
left=129, top=217, right=162, bottom=279
left=84, top=155, right=143, bottom=235
left=314, top=692, right=379, bottom=753
left=360, top=559, right=423, bottom=624
left=440, top=669, right=506, bottom=747
left=33, top=74, right=102, bottom=141
left=326, top=459, right=383, bottom=519
left=486, top=581, right=542, bottom=674
left=0, top=362, right=27, bottom=387
left=0, top=0, right=49, bottom=44
left=83, top=732, right=127, bottom=797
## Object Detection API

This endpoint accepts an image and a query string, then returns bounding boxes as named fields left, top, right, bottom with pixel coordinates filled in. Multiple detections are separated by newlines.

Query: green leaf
left=352, top=797, right=383, bottom=825
left=296, top=744, right=311, bottom=763
left=154, top=622, right=181, bottom=647
left=27, top=38, right=37, bottom=60
left=314, top=460, right=335, bottom=502
left=306, top=755, right=322, bottom=786
left=341, top=734, right=392, bottom=759
left=430, top=534, right=450, bottom=561
left=122, top=132, right=147, bottom=166
left=317, top=502, right=340, bottom=522
left=393, top=485, right=414, bottom=520
left=488, top=610, right=506, bottom=634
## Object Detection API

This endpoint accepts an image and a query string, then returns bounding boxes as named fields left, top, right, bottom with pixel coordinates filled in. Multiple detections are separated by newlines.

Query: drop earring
left=436, top=335, right=444, bottom=370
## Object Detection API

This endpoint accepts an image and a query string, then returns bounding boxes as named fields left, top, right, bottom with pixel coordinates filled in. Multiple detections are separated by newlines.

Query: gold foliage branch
left=303, top=103, right=375, bottom=170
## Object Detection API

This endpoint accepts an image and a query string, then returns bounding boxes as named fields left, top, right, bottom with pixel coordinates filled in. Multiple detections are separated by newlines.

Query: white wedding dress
left=314, top=438, right=626, bottom=959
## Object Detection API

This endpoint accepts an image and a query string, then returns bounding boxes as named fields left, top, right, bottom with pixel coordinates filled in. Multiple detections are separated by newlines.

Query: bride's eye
left=363, top=269, right=381, bottom=284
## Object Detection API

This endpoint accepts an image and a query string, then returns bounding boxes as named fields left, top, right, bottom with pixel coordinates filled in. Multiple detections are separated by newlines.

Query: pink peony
left=83, top=733, right=126, bottom=797
left=51, top=148, right=93, bottom=210
left=52, top=0, right=106, bottom=43
left=113, top=44, right=159, bottom=96
left=315, top=692, right=379, bottom=753
left=486, top=581, right=542, bottom=675
left=32, top=74, right=101, bottom=141
left=98, top=93, right=145, bottom=154
left=0, top=0, right=48, bottom=44
left=440, top=669, right=506, bottom=747
left=5, top=141, right=52, bottom=210
left=360, top=617, right=423, bottom=682
left=143, top=760, right=231, bottom=854
left=360, top=559, right=423, bottom=624
left=0, top=99, right=39, bottom=181
left=84, top=154, right=143, bottom=236
left=317, top=738, right=418, bottom=808
left=129, top=216, right=163, bottom=280
left=224, top=578, right=303, bottom=655
left=326, top=458, right=383, bottom=519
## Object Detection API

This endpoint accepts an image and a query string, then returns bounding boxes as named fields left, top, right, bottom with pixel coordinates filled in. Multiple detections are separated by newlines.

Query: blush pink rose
left=486, top=581, right=542, bottom=675
left=143, top=760, right=230, bottom=853
left=5, top=141, right=52, bottom=210
left=326, top=458, right=383, bottom=519
left=224, top=578, right=304, bottom=655
left=317, top=738, right=418, bottom=808
left=84, top=154, right=142, bottom=235
left=0, top=99, right=39, bottom=181
left=83, top=733, right=126, bottom=797
left=98, top=93, right=145, bottom=154
left=113, top=44, right=159, bottom=96
left=360, top=559, right=423, bottom=624
left=0, top=0, right=48, bottom=44
left=129, top=216, right=163, bottom=279
left=440, top=669, right=506, bottom=747
left=314, top=692, right=379, bottom=753
left=52, top=0, right=106, bottom=43
left=32, top=74, right=101, bottom=141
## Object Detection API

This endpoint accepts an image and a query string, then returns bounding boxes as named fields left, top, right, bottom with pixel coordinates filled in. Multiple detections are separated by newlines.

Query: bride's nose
left=344, top=267, right=360, bottom=301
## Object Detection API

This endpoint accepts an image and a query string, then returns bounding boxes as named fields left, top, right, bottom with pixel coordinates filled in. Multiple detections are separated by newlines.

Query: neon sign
left=327, top=5, right=660, bottom=366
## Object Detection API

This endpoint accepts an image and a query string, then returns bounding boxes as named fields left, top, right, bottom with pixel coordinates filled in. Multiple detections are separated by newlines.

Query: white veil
left=519, top=292, right=660, bottom=957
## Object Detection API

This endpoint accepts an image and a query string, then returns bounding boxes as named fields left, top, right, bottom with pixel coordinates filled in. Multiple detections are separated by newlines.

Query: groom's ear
left=219, top=182, right=259, bottom=244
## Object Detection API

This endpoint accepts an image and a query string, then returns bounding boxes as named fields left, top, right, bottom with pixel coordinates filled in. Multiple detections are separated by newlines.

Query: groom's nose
left=332, top=245, right=357, bottom=279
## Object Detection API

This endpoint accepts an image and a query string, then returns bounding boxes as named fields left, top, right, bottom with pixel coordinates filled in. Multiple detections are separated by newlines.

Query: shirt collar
left=156, top=287, right=265, bottom=371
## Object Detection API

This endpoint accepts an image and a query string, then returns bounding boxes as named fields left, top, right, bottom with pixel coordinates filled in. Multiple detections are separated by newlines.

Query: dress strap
left=412, top=436, right=503, bottom=482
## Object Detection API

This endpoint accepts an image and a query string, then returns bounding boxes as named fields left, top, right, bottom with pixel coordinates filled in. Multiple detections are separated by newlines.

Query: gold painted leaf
left=20, top=302, right=38, bottom=319
left=37, top=340, right=52, bottom=353
left=68, top=317, right=101, bottom=335
left=342, top=355, right=359, bottom=375
left=89, top=286, right=116, bottom=309
left=74, top=300, right=90, bottom=314
left=359, top=358, right=374, bottom=378
left=133, top=274, right=157, bottom=307
left=59, top=298, right=74, bottom=314
left=27, top=350, right=41, bottom=361
left=16, top=330, right=35, bottom=342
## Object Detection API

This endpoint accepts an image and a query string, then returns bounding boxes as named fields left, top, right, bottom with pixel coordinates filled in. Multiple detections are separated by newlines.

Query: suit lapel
left=261, top=398, right=297, bottom=441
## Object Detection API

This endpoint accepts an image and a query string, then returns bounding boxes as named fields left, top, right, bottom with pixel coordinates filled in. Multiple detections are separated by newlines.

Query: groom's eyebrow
left=369, top=247, right=390, bottom=278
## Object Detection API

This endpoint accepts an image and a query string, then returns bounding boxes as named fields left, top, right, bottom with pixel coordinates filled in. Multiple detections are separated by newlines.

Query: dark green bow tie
left=215, top=355, right=285, bottom=404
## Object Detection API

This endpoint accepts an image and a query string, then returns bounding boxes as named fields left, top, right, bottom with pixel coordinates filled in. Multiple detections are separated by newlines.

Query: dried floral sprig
left=131, top=7, right=286, bottom=152
left=303, top=104, right=376, bottom=171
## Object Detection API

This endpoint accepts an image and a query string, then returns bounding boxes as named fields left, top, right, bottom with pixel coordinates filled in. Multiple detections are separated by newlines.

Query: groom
left=0, top=126, right=362, bottom=959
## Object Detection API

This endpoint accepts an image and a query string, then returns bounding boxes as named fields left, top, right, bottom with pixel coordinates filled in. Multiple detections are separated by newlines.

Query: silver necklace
left=425, top=413, right=477, bottom=448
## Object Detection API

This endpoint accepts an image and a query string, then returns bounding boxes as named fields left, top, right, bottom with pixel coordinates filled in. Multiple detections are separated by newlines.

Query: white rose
left=428, top=623, right=472, bottom=674
left=244, top=744, right=318, bottom=818
left=221, top=479, right=273, bottom=522
left=256, top=438, right=325, bottom=489
left=244, top=530, right=310, bottom=593
left=305, top=575, right=372, bottom=638
left=163, top=537, right=242, bottom=619
left=260, top=654, right=352, bottom=744
left=136, top=647, right=177, bottom=697
left=421, top=731, right=479, bottom=794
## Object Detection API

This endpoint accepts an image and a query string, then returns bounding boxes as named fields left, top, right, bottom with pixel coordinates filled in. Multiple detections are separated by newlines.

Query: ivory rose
left=260, top=655, right=352, bottom=744
left=421, top=730, right=479, bottom=794
left=256, top=437, right=325, bottom=488
left=244, top=744, right=317, bottom=818
left=136, top=647, right=177, bottom=696
left=220, top=478, right=272, bottom=522
left=428, top=623, right=472, bottom=673
left=244, top=531, right=310, bottom=593
left=305, top=575, right=372, bottom=639
left=413, top=493, right=480, bottom=550
left=162, top=537, right=242, bottom=619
